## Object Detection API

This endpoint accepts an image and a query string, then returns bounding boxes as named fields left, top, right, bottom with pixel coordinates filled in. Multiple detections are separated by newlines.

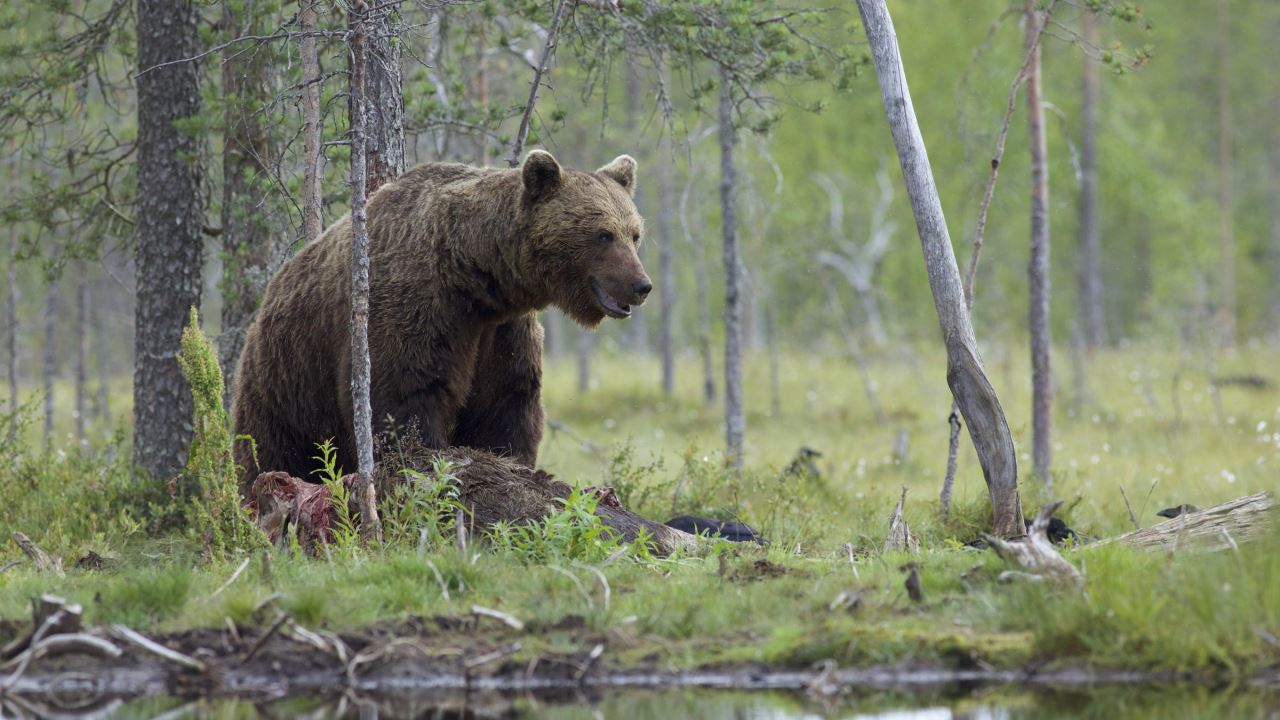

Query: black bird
left=900, top=563, right=924, bottom=604
left=1156, top=504, right=1199, bottom=519
left=783, top=447, right=824, bottom=480
left=665, top=516, right=767, bottom=545
left=1024, top=516, right=1080, bottom=545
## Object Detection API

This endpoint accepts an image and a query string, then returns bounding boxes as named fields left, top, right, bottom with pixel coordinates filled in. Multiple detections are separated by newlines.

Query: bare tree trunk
left=219, top=0, right=278, bottom=399
left=363, top=1, right=404, bottom=191
left=1025, top=0, right=1053, bottom=488
left=856, top=0, right=1025, bottom=537
left=766, top=305, right=780, bottom=418
left=300, top=0, right=324, bottom=242
left=1270, top=88, right=1280, bottom=341
left=93, top=275, right=111, bottom=423
left=718, top=65, right=744, bottom=468
left=1078, top=9, right=1104, bottom=351
left=682, top=164, right=715, bottom=406
left=658, top=143, right=676, bottom=396
left=1216, top=0, right=1235, bottom=347
left=348, top=1, right=375, bottom=482
left=576, top=327, right=592, bottom=392
left=75, top=268, right=87, bottom=445
left=134, top=0, right=204, bottom=480
left=6, top=227, right=17, bottom=413
left=42, top=280, right=58, bottom=442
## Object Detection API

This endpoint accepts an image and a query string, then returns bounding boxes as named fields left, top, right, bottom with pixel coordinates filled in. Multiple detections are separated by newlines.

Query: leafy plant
left=177, top=307, right=265, bottom=559
left=311, top=438, right=359, bottom=555
left=487, top=487, right=640, bottom=564
left=383, top=455, right=465, bottom=550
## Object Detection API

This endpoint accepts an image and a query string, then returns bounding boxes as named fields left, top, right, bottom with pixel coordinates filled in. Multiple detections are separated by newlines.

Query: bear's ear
left=596, top=155, right=637, bottom=197
left=521, top=149, right=563, bottom=203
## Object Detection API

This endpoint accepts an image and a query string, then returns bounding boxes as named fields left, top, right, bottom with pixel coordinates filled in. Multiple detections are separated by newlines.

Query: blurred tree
left=1025, top=0, right=1052, bottom=487
left=1216, top=0, right=1235, bottom=346
left=300, top=0, right=324, bottom=242
left=1078, top=8, right=1104, bottom=350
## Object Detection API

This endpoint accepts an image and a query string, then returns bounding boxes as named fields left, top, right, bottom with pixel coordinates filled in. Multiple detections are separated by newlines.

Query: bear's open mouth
left=590, top=278, right=631, bottom=319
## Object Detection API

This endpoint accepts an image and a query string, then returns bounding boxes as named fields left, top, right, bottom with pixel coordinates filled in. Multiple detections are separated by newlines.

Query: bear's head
left=518, top=150, right=652, bottom=328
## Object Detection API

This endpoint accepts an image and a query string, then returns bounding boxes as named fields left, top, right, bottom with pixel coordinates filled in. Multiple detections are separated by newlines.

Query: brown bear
left=231, top=150, right=650, bottom=489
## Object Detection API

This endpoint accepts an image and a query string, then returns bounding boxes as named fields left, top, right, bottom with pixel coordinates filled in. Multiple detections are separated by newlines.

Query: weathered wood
left=1025, top=0, right=1053, bottom=488
left=883, top=486, right=918, bottom=554
left=855, top=0, right=1024, bottom=536
left=11, top=533, right=62, bottom=576
left=984, top=502, right=1083, bottom=586
left=1095, top=492, right=1275, bottom=554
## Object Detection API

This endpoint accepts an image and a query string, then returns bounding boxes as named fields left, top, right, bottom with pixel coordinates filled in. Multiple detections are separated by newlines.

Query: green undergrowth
left=1, top=346, right=1279, bottom=677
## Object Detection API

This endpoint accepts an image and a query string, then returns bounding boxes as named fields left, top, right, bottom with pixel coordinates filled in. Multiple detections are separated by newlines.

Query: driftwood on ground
left=1096, top=491, right=1274, bottom=554
left=984, top=501, right=1084, bottom=586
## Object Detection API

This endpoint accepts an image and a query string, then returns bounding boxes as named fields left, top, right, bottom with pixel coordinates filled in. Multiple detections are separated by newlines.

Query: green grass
left=1, top=344, right=1278, bottom=677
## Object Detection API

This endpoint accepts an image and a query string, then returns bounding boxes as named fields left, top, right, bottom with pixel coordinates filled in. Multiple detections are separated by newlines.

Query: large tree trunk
left=362, top=2, right=404, bottom=192
left=42, top=280, right=57, bottom=443
left=219, top=0, right=278, bottom=399
left=718, top=65, right=744, bottom=468
left=1025, top=0, right=1053, bottom=488
left=134, top=0, right=204, bottom=480
left=1216, top=0, right=1234, bottom=346
left=75, top=268, right=87, bottom=445
left=856, top=0, right=1025, bottom=537
left=300, top=0, right=324, bottom=242
left=1078, top=9, right=1104, bottom=351
left=657, top=142, right=676, bottom=396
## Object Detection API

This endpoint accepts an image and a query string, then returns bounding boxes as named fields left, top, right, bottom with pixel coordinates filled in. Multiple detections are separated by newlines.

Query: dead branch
left=471, top=605, right=524, bottom=631
left=983, top=501, right=1083, bottom=586
left=1097, top=491, right=1275, bottom=554
left=883, top=486, right=919, bottom=554
left=109, top=624, right=207, bottom=672
left=506, top=0, right=569, bottom=167
left=11, top=532, right=62, bottom=576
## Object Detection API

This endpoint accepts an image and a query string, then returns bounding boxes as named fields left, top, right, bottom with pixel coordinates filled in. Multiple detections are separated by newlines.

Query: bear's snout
left=632, top=278, right=653, bottom=302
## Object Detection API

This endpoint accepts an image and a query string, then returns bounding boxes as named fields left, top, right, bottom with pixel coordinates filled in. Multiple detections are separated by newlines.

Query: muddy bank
left=4, top=615, right=1277, bottom=705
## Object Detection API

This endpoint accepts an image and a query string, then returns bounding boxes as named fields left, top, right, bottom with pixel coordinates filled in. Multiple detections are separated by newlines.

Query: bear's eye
left=632, top=233, right=641, bottom=246
left=597, top=232, right=614, bottom=245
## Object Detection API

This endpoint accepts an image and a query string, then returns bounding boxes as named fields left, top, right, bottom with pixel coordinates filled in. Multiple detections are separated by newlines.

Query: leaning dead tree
left=857, top=0, right=1024, bottom=536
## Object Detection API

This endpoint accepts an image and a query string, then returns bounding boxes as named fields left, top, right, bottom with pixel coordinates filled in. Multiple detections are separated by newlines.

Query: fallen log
left=1094, top=491, right=1275, bottom=554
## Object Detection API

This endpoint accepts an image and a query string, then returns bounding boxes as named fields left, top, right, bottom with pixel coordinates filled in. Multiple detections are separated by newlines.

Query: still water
left=10, top=686, right=1278, bottom=719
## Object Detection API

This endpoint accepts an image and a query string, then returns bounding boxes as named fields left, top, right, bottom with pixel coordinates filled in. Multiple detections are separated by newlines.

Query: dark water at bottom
left=8, top=685, right=1279, bottom=719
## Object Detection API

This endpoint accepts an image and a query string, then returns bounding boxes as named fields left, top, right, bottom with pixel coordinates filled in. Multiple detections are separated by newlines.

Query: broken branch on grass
left=210, top=557, right=252, bottom=598
left=11, top=532, right=63, bottom=576
left=241, top=612, right=290, bottom=665
left=983, top=501, right=1083, bottom=587
left=464, top=641, right=523, bottom=670
left=506, top=0, right=570, bottom=167
left=1097, top=492, right=1275, bottom=554
left=883, top=486, right=919, bottom=554
left=109, top=624, right=207, bottom=672
left=471, top=605, right=524, bottom=631
left=1119, top=485, right=1140, bottom=531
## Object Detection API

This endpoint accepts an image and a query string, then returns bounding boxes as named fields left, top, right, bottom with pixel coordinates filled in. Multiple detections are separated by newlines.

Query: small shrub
left=488, top=487, right=637, bottom=564
left=177, top=308, right=265, bottom=559
left=311, top=439, right=359, bottom=554
left=383, top=455, right=465, bottom=550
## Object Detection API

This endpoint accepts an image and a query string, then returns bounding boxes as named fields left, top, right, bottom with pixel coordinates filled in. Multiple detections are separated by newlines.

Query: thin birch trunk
left=576, top=327, right=592, bottom=393
left=682, top=165, right=715, bottom=406
left=6, top=227, right=17, bottom=413
left=1078, top=9, right=1104, bottom=350
left=43, top=280, right=58, bottom=442
left=300, top=0, right=323, bottom=242
left=75, top=267, right=87, bottom=445
left=718, top=65, right=744, bottom=468
left=1270, top=87, right=1280, bottom=341
left=93, top=275, right=110, bottom=423
left=1216, top=0, right=1235, bottom=346
left=1025, top=0, right=1053, bottom=488
left=766, top=305, right=780, bottom=418
left=658, top=141, right=676, bottom=396
left=856, top=0, right=1025, bottom=537
left=347, top=1, right=380, bottom=543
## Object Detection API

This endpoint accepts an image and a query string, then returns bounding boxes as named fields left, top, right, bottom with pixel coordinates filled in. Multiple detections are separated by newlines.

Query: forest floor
left=2, top=343, right=1279, bottom=700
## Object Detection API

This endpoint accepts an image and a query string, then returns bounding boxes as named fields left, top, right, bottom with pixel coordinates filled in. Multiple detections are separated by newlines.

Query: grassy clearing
left=1, top=344, right=1278, bottom=677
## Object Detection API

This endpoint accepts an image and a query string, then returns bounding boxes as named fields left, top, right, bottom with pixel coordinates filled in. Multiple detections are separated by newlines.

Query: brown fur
left=232, top=151, right=649, bottom=488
